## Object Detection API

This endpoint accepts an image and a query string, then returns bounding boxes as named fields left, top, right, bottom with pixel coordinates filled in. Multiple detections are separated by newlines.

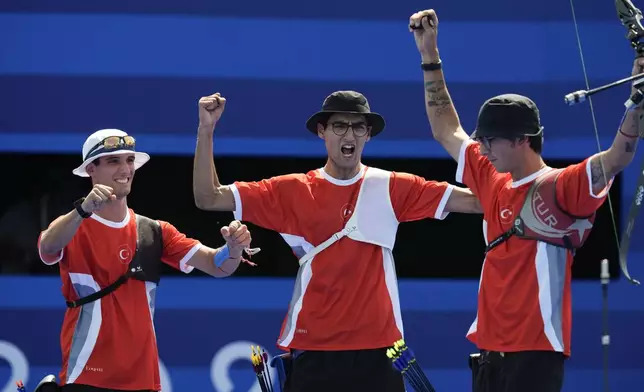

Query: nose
left=117, top=162, right=132, bottom=175
left=342, top=129, right=357, bottom=142
left=478, top=142, right=490, bottom=156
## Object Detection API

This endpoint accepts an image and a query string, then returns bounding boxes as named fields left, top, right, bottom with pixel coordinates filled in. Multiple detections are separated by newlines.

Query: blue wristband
left=213, top=245, right=230, bottom=268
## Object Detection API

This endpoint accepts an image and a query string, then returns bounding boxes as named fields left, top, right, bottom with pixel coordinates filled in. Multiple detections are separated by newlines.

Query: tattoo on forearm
left=425, top=80, right=451, bottom=117
left=590, top=158, right=606, bottom=186
left=625, top=141, right=636, bottom=153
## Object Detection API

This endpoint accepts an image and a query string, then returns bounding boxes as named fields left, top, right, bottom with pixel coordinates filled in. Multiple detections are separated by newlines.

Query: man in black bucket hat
left=305, top=90, right=387, bottom=136
left=410, top=8, right=644, bottom=392
left=193, top=91, right=483, bottom=391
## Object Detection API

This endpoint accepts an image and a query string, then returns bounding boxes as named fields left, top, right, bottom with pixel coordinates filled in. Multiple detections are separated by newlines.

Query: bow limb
left=616, top=0, right=644, bottom=285
left=568, top=0, right=643, bottom=285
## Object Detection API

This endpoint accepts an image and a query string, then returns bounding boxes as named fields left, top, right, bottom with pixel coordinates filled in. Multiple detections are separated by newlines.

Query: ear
left=85, top=163, right=96, bottom=175
left=317, top=123, right=325, bottom=140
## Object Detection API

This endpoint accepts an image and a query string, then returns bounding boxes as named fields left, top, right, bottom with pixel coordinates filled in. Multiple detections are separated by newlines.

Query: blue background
left=2, top=0, right=644, bottom=237
left=0, top=277, right=643, bottom=392
left=2, top=0, right=644, bottom=391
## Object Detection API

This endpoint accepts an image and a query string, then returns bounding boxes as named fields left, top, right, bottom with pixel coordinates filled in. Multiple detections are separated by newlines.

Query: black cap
left=305, top=91, right=386, bottom=137
left=471, top=94, right=543, bottom=139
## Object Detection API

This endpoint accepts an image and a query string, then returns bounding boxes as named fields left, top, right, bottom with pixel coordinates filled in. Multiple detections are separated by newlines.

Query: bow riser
left=617, top=0, right=644, bottom=57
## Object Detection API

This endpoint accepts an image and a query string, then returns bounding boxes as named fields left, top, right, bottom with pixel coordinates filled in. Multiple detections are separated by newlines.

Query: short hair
left=527, top=134, right=543, bottom=154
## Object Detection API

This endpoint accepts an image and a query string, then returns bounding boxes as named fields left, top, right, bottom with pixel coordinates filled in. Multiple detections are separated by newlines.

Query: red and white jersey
left=38, top=209, right=200, bottom=391
left=230, top=165, right=454, bottom=351
left=456, top=140, right=612, bottom=356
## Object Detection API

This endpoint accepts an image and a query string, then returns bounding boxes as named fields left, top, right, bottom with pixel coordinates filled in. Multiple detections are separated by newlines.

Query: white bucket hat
left=72, top=129, right=151, bottom=177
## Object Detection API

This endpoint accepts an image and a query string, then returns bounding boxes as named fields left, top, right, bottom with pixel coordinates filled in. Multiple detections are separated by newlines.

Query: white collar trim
left=511, top=166, right=551, bottom=188
left=90, top=209, right=131, bottom=228
left=319, top=164, right=366, bottom=186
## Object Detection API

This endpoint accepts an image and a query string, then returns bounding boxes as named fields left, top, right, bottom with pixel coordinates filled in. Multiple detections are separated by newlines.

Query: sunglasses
left=85, top=136, right=136, bottom=160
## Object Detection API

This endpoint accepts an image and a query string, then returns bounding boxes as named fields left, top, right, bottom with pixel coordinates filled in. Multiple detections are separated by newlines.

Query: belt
left=291, top=349, right=305, bottom=359
left=476, top=350, right=505, bottom=366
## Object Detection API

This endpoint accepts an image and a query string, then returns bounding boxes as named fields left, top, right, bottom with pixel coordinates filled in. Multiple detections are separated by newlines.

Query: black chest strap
left=485, top=226, right=517, bottom=253
left=66, top=214, right=163, bottom=308
left=485, top=216, right=575, bottom=254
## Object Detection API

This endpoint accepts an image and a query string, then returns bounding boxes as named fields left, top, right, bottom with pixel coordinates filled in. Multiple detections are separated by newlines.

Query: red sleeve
left=229, top=174, right=301, bottom=234
left=37, top=231, right=65, bottom=265
left=158, top=221, right=201, bottom=274
left=455, top=139, right=504, bottom=209
left=390, top=172, right=454, bottom=222
left=555, top=155, right=613, bottom=216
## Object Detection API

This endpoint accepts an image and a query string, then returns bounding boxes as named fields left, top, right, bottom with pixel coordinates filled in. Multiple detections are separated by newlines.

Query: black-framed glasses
left=329, top=121, right=370, bottom=137
left=85, top=136, right=136, bottom=160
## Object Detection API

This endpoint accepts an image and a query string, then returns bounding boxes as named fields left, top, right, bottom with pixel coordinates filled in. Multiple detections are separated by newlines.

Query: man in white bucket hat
left=37, top=128, right=260, bottom=392
left=71, top=128, right=151, bottom=178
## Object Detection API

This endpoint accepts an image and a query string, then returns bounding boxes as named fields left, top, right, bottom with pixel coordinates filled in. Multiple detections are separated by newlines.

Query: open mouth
left=341, top=144, right=356, bottom=157
left=114, top=178, right=130, bottom=184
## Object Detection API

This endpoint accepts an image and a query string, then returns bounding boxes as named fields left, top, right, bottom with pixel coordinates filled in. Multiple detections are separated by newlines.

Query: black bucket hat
left=471, top=93, right=544, bottom=139
left=305, top=91, right=386, bottom=137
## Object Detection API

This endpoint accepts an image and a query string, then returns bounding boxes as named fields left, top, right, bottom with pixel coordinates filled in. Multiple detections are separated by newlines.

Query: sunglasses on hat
left=85, top=136, right=136, bottom=161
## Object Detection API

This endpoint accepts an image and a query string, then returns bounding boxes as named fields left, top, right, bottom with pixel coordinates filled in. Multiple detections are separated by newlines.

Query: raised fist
left=81, top=184, right=116, bottom=213
left=409, top=9, right=440, bottom=62
left=198, top=93, right=226, bottom=132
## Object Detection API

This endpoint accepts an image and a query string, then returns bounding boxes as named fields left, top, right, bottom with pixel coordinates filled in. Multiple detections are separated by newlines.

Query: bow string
left=567, top=0, right=644, bottom=285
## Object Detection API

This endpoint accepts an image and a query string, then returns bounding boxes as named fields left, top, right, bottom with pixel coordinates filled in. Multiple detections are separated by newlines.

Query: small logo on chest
left=340, top=203, right=354, bottom=221
left=499, top=205, right=514, bottom=224
left=117, top=244, right=133, bottom=264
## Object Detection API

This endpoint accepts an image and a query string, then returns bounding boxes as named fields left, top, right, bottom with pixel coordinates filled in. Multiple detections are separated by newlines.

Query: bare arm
left=445, top=187, right=482, bottom=214
left=588, top=58, right=644, bottom=195
left=187, top=245, right=241, bottom=278
left=411, top=10, right=470, bottom=162
left=423, top=69, right=470, bottom=161
left=193, top=93, right=235, bottom=211
left=589, top=108, right=642, bottom=194
left=40, top=184, right=117, bottom=255
left=39, top=211, right=84, bottom=255
left=193, top=128, right=235, bottom=211
left=186, top=220, right=257, bottom=278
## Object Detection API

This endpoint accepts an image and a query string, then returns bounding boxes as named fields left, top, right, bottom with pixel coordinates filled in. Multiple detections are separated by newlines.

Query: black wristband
left=73, top=197, right=92, bottom=219
left=421, top=60, right=442, bottom=71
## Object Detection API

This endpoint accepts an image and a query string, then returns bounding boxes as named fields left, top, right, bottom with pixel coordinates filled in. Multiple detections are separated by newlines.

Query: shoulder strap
left=484, top=225, right=517, bottom=253
left=66, top=263, right=140, bottom=308
left=131, top=214, right=164, bottom=284
left=66, top=214, right=163, bottom=308
left=132, top=214, right=162, bottom=264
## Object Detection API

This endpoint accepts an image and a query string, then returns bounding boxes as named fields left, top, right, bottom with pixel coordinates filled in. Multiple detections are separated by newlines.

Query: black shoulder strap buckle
left=485, top=218, right=524, bottom=254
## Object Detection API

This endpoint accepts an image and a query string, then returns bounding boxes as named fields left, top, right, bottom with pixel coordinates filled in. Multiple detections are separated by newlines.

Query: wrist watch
left=73, top=197, right=92, bottom=219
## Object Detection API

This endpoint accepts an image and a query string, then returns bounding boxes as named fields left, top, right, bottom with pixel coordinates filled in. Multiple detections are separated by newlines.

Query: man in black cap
left=192, top=91, right=482, bottom=391
left=410, top=8, right=644, bottom=392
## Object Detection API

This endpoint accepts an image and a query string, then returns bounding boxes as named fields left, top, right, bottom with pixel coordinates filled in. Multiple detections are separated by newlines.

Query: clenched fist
left=198, top=93, right=226, bottom=133
left=409, top=9, right=440, bottom=63
left=631, top=58, right=644, bottom=94
left=81, top=184, right=116, bottom=213
left=221, top=220, right=260, bottom=264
